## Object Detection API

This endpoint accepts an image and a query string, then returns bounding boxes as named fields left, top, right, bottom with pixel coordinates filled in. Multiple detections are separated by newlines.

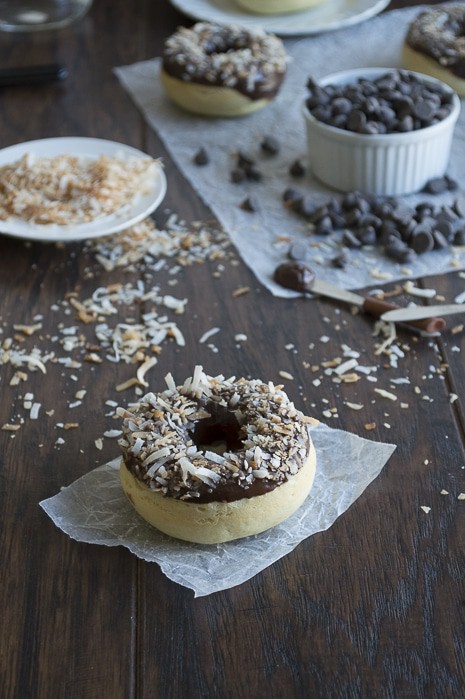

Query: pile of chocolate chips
left=283, top=187, right=465, bottom=264
left=305, top=69, right=455, bottom=134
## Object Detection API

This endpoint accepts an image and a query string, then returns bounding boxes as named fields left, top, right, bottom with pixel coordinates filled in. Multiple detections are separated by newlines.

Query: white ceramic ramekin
left=303, top=68, right=461, bottom=196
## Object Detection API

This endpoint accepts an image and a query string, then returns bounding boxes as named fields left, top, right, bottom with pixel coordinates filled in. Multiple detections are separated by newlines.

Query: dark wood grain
left=1, top=1, right=464, bottom=698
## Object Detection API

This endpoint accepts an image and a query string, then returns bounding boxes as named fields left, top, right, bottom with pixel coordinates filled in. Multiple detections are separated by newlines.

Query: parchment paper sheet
left=40, top=423, right=395, bottom=596
left=114, top=5, right=465, bottom=297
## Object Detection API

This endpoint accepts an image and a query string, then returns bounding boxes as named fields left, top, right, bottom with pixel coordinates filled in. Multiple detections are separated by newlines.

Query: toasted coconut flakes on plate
left=2, top=423, right=21, bottom=431
left=364, top=422, right=377, bottom=431
left=458, top=493, right=465, bottom=500
left=345, top=401, right=364, bottom=410
left=278, top=371, right=294, bottom=380
left=95, top=438, right=104, bottom=450
left=420, top=505, right=431, bottom=513
left=440, top=489, right=449, bottom=495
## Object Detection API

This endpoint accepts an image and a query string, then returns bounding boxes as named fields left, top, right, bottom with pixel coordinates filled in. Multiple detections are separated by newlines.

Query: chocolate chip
left=246, top=166, right=262, bottom=182
left=261, top=135, right=280, bottom=155
left=341, top=229, right=362, bottom=248
left=283, top=188, right=303, bottom=208
left=331, top=251, right=349, bottom=269
left=193, top=147, right=209, bottom=166
left=274, top=262, right=315, bottom=293
left=385, top=240, right=416, bottom=263
left=239, top=195, right=259, bottom=213
left=230, top=168, right=246, bottom=184
left=453, top=197, right=465, bottom=218
left=314, top=216, right=333, bottom=236
left=453, top=228, right=465, bottom=246
left=289, top=159, right=306, bottom=177
left=237, top=152, right=255, bottom=170
left=410, top=228, right=434, bottom=253
left=432, top=230, right=449, bottom=249
left=445, top=176, right=459, bottom=191
left=423, top=177, right=449, bottom=195
left=434, top=220, right=455, bottom=242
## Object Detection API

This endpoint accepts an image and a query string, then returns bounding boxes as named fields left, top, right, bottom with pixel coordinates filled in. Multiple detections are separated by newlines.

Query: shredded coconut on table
left=0, top=152, right=158, bottom=225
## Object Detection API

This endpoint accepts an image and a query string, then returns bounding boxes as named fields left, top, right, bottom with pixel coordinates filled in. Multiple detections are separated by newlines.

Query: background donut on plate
left=234, top=0, right=328, bottom=14
left=403, top=4, right=465, bottom=97
left=117, top=367, right=317, bottom=544
left=160, top=22, right=288, bottom=117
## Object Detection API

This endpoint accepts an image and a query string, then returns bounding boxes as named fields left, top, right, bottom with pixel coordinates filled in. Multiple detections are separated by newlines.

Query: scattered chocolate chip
left=331, top=251, right=349, bottom=269
left=240, top=195, right=259, bottom=213
left=230, top=168, right=246, bottom=184
left=423, top=176, right=449, bottom=195
left=261, top=135, right=280, bottom=155
left=274, top=262, right=315, bottom=293
left=289, top=159, right=306, bottom=177
left=193, top=147, right=209, bottom=166
left=453, top=228, right=465, bottom=246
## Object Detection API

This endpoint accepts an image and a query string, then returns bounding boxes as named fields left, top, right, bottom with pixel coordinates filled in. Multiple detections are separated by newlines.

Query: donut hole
left=189, top=403, right=243, bottom=455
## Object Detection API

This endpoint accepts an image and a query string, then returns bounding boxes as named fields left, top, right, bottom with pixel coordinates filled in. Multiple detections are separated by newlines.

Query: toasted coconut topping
left=162, top=22, right=287, bottom=93
left=0, top=152, right=159, bottom=226
left=117, top=366, right=313, bottom=500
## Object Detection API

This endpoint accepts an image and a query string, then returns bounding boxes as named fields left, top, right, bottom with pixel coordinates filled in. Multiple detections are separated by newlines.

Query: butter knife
left=310, top=278, right=446, bottom=334
left=381, top=304, right=465, bottom=323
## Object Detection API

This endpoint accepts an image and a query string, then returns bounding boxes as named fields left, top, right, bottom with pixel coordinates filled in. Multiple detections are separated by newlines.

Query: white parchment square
left=40, top=423, right=395, bottom=596
left=114, top=5, right=465, bottom=298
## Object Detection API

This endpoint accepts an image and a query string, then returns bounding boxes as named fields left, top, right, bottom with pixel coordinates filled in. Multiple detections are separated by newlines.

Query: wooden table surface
left=0, top=1, right=464, bottom=697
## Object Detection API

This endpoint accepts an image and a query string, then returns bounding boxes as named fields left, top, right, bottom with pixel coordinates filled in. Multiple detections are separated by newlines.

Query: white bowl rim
left=303, top=66, right=461, bottom=144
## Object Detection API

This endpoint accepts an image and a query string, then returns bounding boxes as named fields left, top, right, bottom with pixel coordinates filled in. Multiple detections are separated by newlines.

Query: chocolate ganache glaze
left=118, top=369, right=312, bottom=505
left=162, top=22, right=287, bottom=101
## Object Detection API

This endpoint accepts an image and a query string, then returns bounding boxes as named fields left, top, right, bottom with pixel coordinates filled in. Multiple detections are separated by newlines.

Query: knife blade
left=381, top=303, right=465, bottom=323
left=311, top=278, right=446, bottom=334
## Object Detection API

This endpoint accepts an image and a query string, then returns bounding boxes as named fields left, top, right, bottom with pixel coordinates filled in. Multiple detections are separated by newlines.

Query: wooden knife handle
left=362, top=297, right=446, bottom=334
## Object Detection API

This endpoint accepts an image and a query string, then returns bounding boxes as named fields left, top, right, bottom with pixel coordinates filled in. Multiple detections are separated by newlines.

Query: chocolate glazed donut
left=403, top=4, right=465, bottom=96
left=117, top=367, right=317, bottom=544
left=160, top=22, right=288, bottom=117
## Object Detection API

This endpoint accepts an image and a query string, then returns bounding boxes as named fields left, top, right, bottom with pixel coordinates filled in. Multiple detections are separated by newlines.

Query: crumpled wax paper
left=40, top=422, right=395, bottom=596
left=114, top=5, right=465, bottom=297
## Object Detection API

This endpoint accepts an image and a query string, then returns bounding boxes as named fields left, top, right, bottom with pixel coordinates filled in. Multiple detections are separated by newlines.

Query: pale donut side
left=120, top=439, right=316, bottom=545
left=160, top=69, right=273, bottom=117
left=234, top=0, right=327, bottom=14
left=403, top=43, right=465, bottom=98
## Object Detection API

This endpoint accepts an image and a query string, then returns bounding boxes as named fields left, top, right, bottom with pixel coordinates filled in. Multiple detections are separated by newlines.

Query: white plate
left=168, top=0, right=391, bottom=36
left=0, top=137, right=167, bottom=242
